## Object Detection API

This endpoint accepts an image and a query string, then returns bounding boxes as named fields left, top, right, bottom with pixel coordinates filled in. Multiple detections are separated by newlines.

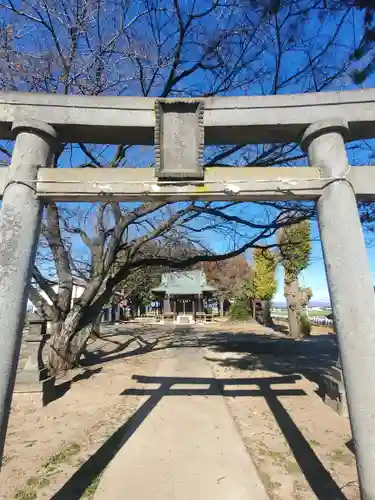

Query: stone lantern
left=14, top=313, right=54, bottom=404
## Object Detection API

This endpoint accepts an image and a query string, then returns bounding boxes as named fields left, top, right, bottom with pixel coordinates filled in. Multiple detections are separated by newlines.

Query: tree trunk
left=250, top=298, right=255, bottom=319
left=252, top=300, right=272, bottom=326
left=287, top=305, right=300, bottom=339
left=219, top=298, right=224, bottom=317
left=90, top=314, right=102, bottom=339
left=48, top=306, right=92, bottom=373
left=285, top=278, right=302, bottom=339
left=48, top=274, right=124, bottom=373
left=263, top=300, right=273, bottom=327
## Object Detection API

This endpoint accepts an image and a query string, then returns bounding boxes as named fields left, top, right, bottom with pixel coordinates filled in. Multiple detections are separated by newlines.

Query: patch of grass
left=284, top=460, right=300, bottom=474
left=293, top=480, right=308, bottom=499
left=25, top=477, right=39, bottom=488
left=2, top=454, right=12, bottom=465
left=309, top=438, right=321, bottom=447
left=264, top=449, right=301, bottom=475
left=254, top=442, right=270, bottom=458
left=14, top=488, right=37, bottom=500
left=267, top=450, right=285, bottom=462
left=309, top=309, right=331, bottom=317
left=331, top=448, right=353, bottom=466
left=256, top=444, right=301, bottom=476
left=43, top=442, right=81, bottom=469
left=14, top=442, right=82, bottom=499
left=16, top=473, right=52, bottom=499
left=259, top=471, right=282, bottom=493
left=26, top=475, right=51, bottom=489
left=82, top=473, right=103, bottom=499
left=39, top=476, right=51, bottom=488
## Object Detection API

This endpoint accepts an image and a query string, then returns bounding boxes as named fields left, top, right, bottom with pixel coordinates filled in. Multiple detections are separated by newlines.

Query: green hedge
left=229, top=299, right=251, bottom=321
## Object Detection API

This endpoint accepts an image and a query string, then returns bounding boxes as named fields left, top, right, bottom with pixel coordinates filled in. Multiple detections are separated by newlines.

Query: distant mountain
left=271, top=299, right=331, bottom=309
left=309, top=300, right=331, bottom=308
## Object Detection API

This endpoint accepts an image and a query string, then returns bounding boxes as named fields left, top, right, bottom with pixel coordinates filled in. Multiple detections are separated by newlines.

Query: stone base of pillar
left=318, top=366, right=348, bottom=417
left=15, top=366, right=49, bottom=385
left=13, top=376, right=55, bottom=406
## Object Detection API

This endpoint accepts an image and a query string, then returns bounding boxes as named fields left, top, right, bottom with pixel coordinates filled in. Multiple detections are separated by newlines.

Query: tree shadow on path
left=206, top=331, right=339, bottom=386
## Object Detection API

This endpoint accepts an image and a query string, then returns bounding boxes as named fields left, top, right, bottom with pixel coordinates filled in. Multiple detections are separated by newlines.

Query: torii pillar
left=0, top=119, right=58, bottom=465
left=302, top=119, right=375, bottom=500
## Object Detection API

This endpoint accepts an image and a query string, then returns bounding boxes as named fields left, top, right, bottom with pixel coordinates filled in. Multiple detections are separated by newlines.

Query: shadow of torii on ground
left=52, top=373, right=347, bottom=500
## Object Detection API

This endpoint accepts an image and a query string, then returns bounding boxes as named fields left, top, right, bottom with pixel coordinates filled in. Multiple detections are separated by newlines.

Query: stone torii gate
left=0, top=90, right=375, bottom=497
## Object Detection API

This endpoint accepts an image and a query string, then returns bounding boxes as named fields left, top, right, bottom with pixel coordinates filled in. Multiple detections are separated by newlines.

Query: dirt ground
left=1, top=321, right=359, bottom=500
left=1, top=324, right=176, bottom=500
left=205, top=349, right=358, bottom=499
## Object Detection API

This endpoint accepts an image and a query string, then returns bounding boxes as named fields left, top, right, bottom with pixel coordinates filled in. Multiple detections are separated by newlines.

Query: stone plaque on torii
left=0, top=90, right=374, bottom=498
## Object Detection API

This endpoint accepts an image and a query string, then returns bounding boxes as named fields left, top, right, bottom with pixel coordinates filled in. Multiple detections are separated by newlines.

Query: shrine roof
left=152, top=270, right=216, bottom=296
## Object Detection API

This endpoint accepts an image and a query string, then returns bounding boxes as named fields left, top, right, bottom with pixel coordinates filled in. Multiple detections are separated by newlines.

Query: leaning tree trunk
left=48, top=306, right=94, bottom=373
left=47, top=272, right=123, bottom=373
left=285, top=278, right=302, bottom=339
left=48, top=274, right=115, bottom=373
left=262, top=300, right=274, bottom=327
